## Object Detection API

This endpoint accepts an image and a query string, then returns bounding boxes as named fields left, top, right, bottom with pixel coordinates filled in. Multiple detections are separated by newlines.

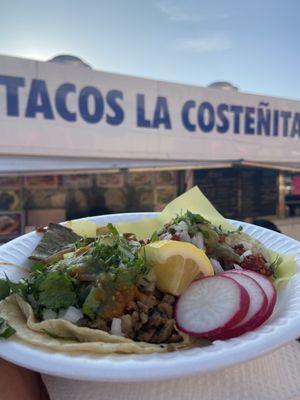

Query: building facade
left=0, top=54, right=300, bottom=241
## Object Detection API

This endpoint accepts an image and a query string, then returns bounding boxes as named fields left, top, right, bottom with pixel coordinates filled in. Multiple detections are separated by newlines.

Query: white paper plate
left=0, top=212, right=300, bottom=382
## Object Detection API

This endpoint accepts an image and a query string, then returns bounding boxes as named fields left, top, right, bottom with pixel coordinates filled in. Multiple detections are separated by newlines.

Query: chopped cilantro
left=90, top=226, right=148, bottom=287
left=38, top=270, right=76, bottom=310
left=225, top=225, right=244, bottom=235
left=171, top=211, right=211, bottom=236
left=75, top=236, right=94, bottom=250
left=0, top=223, right=149, bottom=326
left=0, top=317, right=15, bottom=339
left=7, top=280, right=27, bottom=297
left=107, top=223, right=119, bottom=237
left=0, top=276, right=27, bottom=300
left=0, top=279, right=10, bottom=300
left=173, top=210, right=209, bottom=227
left=31, top=262, right=47, bottom=273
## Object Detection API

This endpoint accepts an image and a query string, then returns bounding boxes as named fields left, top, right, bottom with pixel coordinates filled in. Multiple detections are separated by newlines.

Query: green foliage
left=90, top=225, right=149, bottom=287
left=2, top=223, right=149, bottom=324
left=107, top=223, right=119, bottom=237
left=153, top=211, right=244, bottom=265
left=0, top=276, right=27, bottom=300
left=0, top=279, right=10, bottom=300
left=172, top=210, right=210, bottom=235
left=0, top=317, right=15, bottom=339
left=75, top=237, right=95, bottom=250
left=37, top=270, right=76, bottom=310
left=30, top=262, right=47, bottom=273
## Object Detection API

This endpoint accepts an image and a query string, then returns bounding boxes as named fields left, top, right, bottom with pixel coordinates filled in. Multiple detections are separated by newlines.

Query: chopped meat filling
left=79, top=290, right=183, bottom=345
left=121, top=292, right=182, bottom=344
left=240, top=253, right=273, bottom=276
left=234, top=244, right=246, bottom=256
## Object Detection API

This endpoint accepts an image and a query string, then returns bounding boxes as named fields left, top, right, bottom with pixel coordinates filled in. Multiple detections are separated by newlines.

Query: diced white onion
left=58, top=306, right=83, bottom=323
left=173, top=221, right=189, bottom=232
left=111, top=318, right=124, bottom=337
left=191, top=232, right=204, bottom=249
left=160, top=232, right=173, bottom=240
left=179, top=230, right=192, bottom=243
left=240, top=250, right=252, bottom=260
left=42, top=309, right=57, bottom=320
left=63, top=252, right=75, bottom=260
left=233, top=263, right=243, bottom=270
left=210, top=258, right=224, bottom=274
left=128, top=240, right=141, bottom=248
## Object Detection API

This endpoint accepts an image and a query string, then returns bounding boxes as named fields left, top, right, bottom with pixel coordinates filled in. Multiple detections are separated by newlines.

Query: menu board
left=240, top=169, right=278, bottom=217
left=193, top=169, right=239, bottom=218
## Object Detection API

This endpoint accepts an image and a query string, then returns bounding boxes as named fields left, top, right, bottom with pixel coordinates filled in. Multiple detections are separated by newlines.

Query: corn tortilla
left=0, top=295, right=195, bottom=354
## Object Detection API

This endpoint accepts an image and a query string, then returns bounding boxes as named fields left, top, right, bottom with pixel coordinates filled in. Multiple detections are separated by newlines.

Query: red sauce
left=240, top=253, right=273, bottom=276
left=100, top=287, right=146, bottom=319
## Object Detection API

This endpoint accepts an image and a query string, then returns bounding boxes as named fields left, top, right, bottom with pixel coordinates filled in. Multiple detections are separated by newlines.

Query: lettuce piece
left=267, top=250, right=296, bottom=290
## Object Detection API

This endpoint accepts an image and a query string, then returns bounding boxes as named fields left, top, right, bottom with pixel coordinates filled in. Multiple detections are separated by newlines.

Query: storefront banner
left=0, top=55, right=300, bottom=162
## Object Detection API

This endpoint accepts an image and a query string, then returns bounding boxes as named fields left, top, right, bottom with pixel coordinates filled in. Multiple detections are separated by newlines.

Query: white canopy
left=0, top=155, right=234, bottom=176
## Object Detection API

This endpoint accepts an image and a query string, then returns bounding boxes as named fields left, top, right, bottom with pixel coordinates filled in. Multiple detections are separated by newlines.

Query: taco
left=0, top=202, right=296, bottom=354
left=0, top=222, right=200, bottom=354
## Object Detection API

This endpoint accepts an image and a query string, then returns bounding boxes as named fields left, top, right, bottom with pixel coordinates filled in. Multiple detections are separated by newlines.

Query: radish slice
left=214, top=272, right=268, bottom=340
left=175, top=275, right=250, bottom=338
left=236, top=269, right=276, bottom=323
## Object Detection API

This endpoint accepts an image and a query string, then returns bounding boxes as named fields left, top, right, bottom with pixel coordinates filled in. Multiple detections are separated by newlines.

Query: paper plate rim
left=0, top=212, right=300, bottom=382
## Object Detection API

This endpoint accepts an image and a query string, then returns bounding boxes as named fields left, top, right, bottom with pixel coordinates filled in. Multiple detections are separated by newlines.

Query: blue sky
left=0, top=0, right=299, bottom=99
